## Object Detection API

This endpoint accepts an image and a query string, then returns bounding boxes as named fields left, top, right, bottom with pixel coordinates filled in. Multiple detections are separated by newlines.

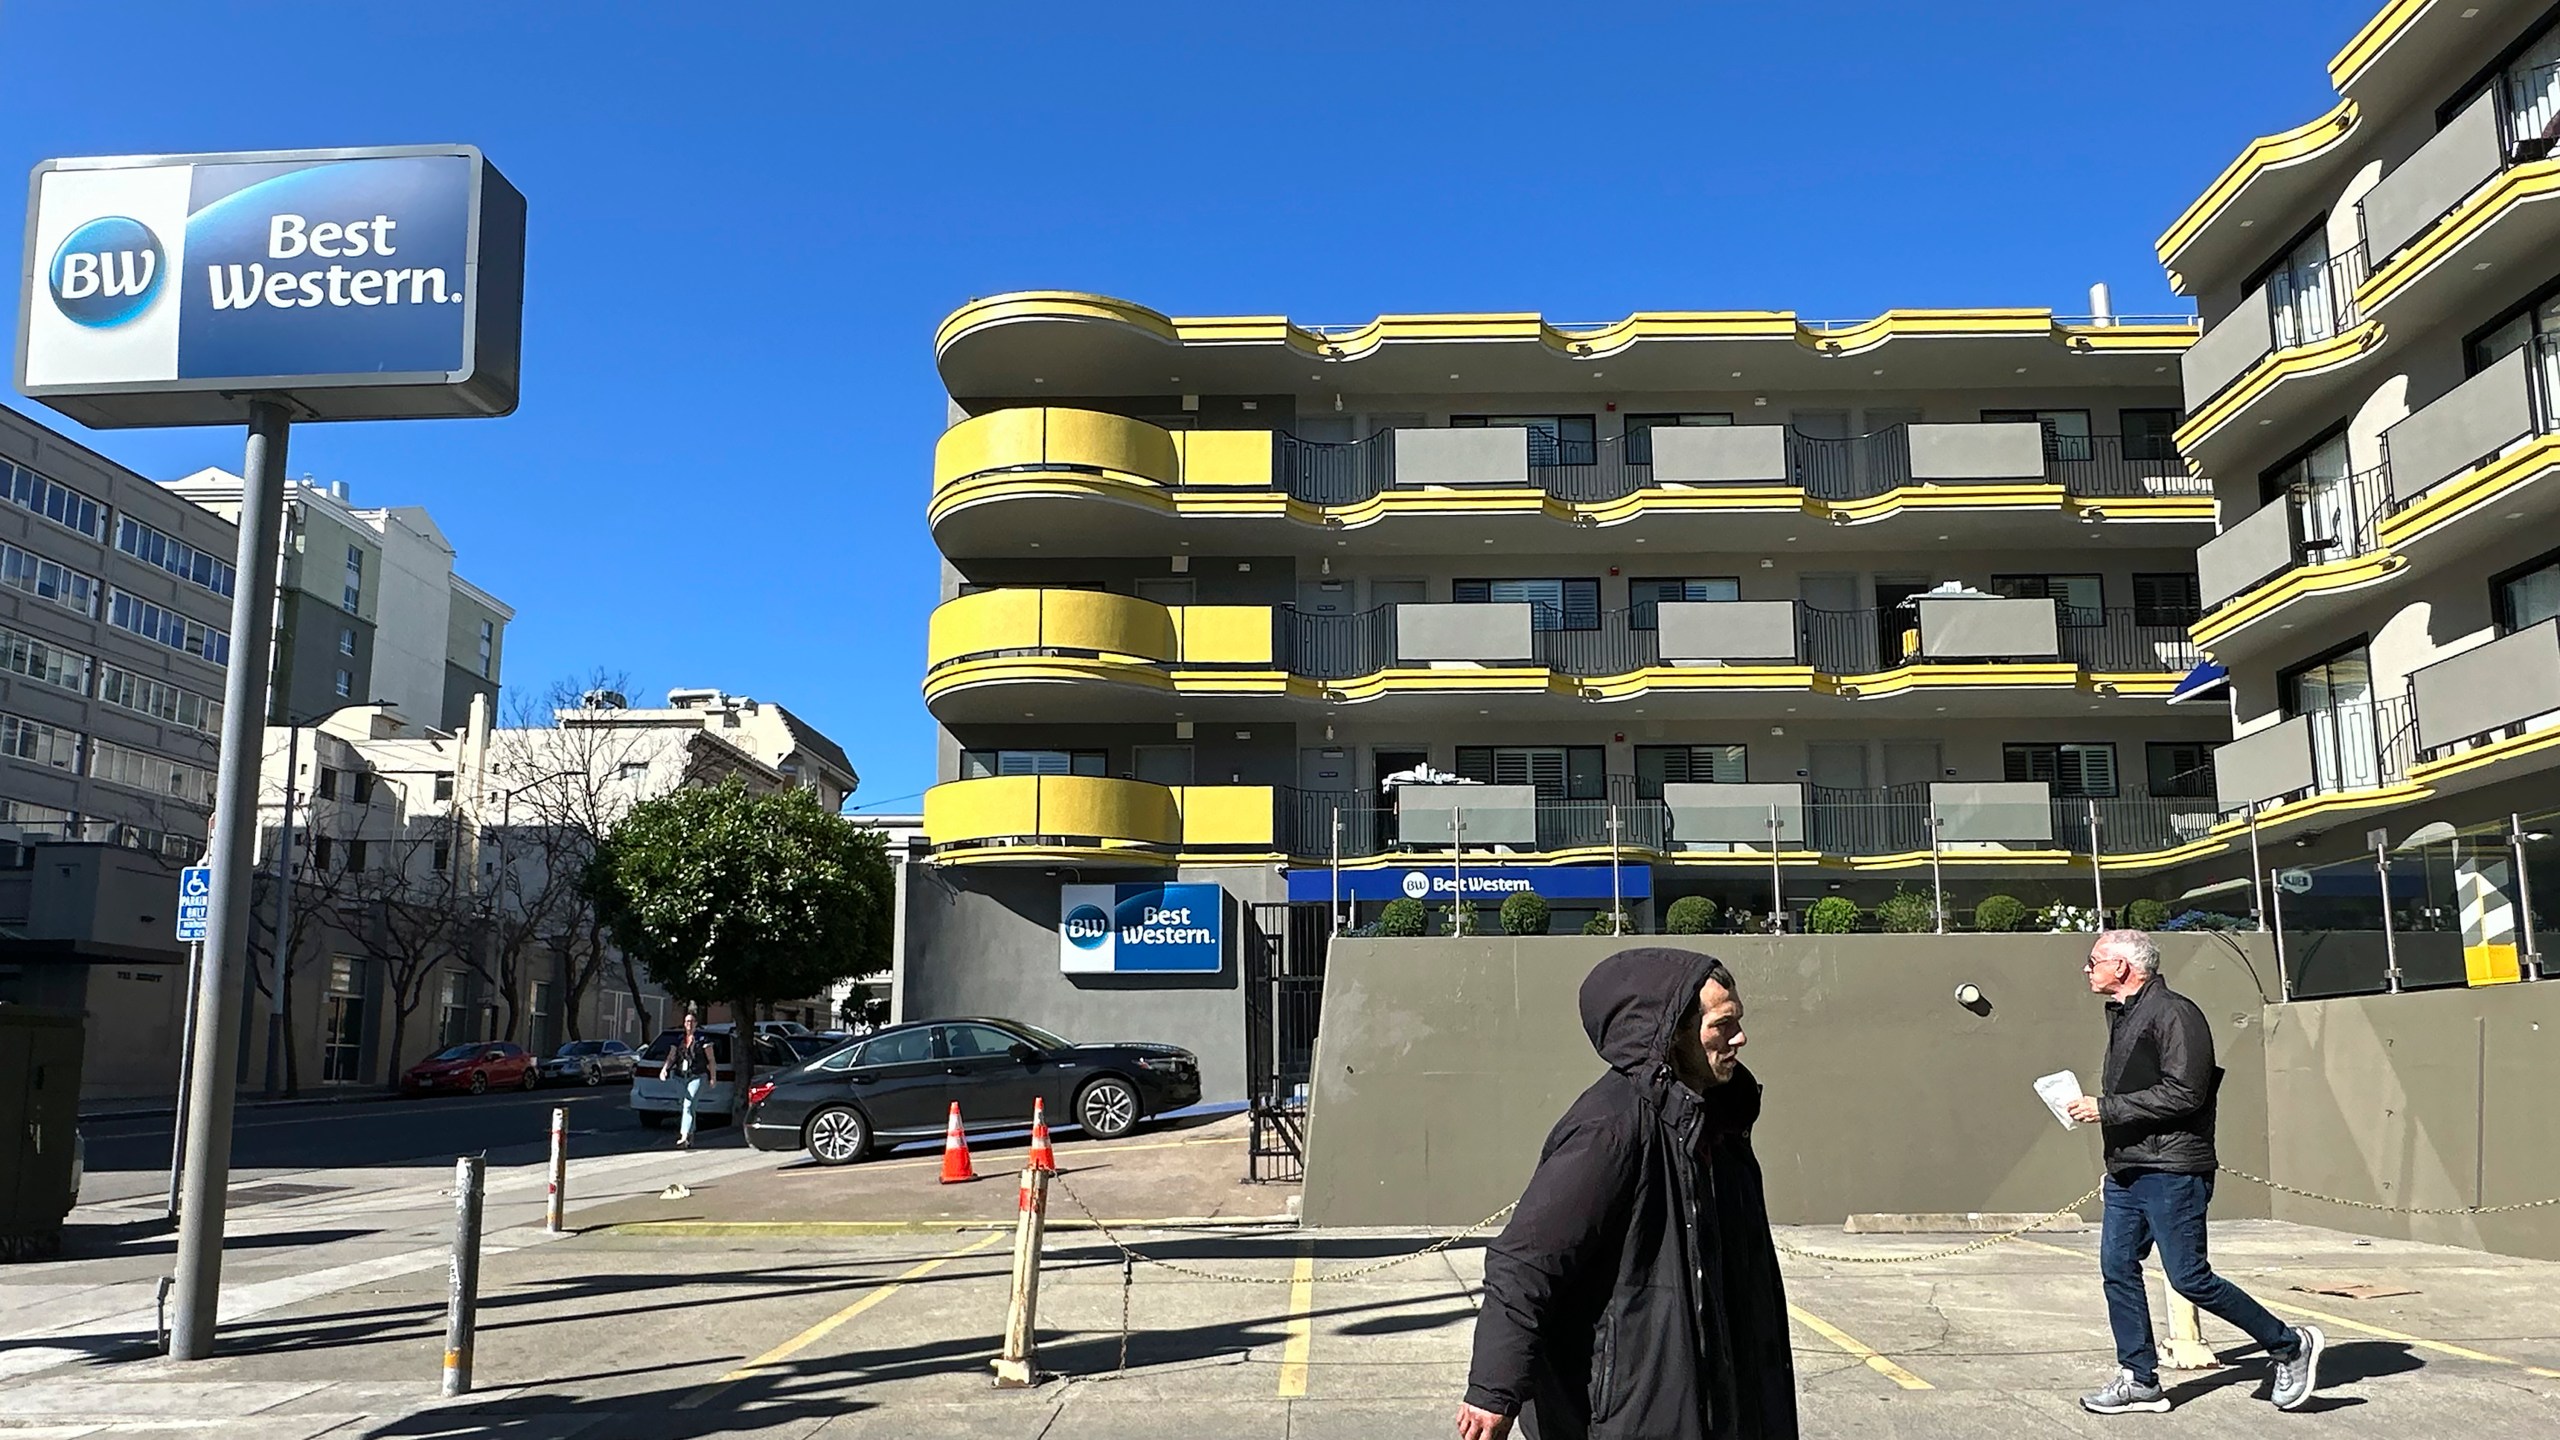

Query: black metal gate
left=1243, top=901, right=1331, bottom=1183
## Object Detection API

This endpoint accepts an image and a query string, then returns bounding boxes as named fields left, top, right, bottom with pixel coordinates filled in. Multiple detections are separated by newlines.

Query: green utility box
left=1, top=1007, right=86, bottom=1261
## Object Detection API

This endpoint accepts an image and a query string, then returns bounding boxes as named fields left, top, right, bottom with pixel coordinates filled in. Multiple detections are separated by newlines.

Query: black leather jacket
left=2097, top=975, right=2219, bottom=1178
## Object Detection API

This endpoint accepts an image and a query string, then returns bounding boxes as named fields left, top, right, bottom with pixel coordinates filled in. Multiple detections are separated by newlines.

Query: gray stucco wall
left=1658, top=600, right=1797, bottom=661
left=275, top=591, right=375, bottom=723
left=899, top=862, right=1259, bottom=1105
left=1907, top=421, right=2044, bottom=482
left=2183, top=284, right=2275, bottom=409
left=2385, top=344, right=2532, bottom=504
left=2360, top=90, right=2501, bottom=264
left=2198, top=497, right=2296, bottom=609
left=1302, top=933, right=2275, bottom=1228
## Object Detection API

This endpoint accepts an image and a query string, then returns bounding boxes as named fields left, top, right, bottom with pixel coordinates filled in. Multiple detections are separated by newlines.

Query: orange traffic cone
left=939, top=1102, right=978, bottom=1184
left=1028, top=1098, right=1057, bottom=1174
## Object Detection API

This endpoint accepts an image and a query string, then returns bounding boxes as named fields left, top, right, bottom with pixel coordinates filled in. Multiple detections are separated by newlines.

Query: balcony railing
left=2197, top=463, right=2393, bottom=614
left=1260, top=426, right=2206, bottom=507
left=2358, top=65, right=2560, bottom=278
left=2185, top=249, right=2371, bottom=413
left=2058, top=607, right=2204, bottom=672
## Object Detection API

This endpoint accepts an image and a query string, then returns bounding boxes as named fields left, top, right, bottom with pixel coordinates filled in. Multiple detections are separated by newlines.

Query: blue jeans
left=678, top=1076, right=706, bottom=1143
left=2101, top=1171, right=2299, bottom=1384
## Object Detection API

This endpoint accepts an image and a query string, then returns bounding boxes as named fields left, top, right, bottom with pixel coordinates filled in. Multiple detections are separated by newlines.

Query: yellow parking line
left=1276, top=1242, right=1316, bottom=1397
left=673, top=1232, right=1005, bottom=1409
left=819, top=1134, right=1243, bottom=1175
left=1788, top=1301, right=1933, bottom=1390
left=2014, top=1236, right=2560, bottom=1381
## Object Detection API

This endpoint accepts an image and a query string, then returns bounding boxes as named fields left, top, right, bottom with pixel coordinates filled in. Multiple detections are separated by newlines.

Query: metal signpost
left=18, top=145, right=523, bottom=1362
left=164, top=866, right=213, bottom=1219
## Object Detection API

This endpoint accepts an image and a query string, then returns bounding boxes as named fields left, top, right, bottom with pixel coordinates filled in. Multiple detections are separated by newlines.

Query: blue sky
left=1, top=0, right=2374, bottom=811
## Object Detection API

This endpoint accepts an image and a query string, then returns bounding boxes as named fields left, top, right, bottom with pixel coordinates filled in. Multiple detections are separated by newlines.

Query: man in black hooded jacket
left=1458, top=947, right=1797, bottom=1440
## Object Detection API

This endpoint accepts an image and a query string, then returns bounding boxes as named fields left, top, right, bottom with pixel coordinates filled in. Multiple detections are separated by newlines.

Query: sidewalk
left=80, top=1087, right=399, bottom=1123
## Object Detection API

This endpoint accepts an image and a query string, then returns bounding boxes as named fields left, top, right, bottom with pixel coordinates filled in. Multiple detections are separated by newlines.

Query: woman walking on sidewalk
left=661, top=1012, right=716, bottom=1150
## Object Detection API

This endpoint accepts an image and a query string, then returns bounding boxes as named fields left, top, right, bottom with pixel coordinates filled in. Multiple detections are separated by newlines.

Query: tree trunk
left=385, top=1000, right=417, bottom=1087
left=729, top=991, right=756, bottom=1133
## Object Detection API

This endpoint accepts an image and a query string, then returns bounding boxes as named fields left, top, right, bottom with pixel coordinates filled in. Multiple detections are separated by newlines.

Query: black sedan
left=741, top=1017, right=1202, bottom=1166
left=537, top=1039, right=640, bottom=1086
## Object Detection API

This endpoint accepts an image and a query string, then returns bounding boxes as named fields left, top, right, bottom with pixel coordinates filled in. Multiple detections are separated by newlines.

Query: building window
left=2004, top=742, right=2118, bottom=797
left=115, top=515, right=237, bottom=599
left=432, top=837, right=451, bottom=872
left=433, top=772, right=455, bottom=800
left=311, top=834, right=335, bottom=870
left=96, top=665, right=222, bottom=733
left=438, top=970, right=472, bottom=1047
left=2496, top=550, right=2560, bottom=632
left=1627, top=577, right=1742, bottom=628
left=106, top=591, right=231, bottom=664
left=322, top=957, right=366, bottom=1084
left=1450, top=413, right=1598, bottom=466
left=89, top=736, right=216, bottom=805
left=334, top=668, right=353, bottom=698
left=2146, top=742, right=2219, bottom=799
left=1634, top=744, right=1746, bottom=795
left=0, top=625, right=92, bottom=695
left=1454, top=745, right=1606, bottom=799
left=315, top=766, right=339, bottom=800
left=352, top=773, right=376, bottom=805
left=1, top=542, right=102, bottom=618
left=1621, top=413, right=1734, bottom=465
left=1982, top=408, right=2093, bottom=462
left=0, top=713, right=83, bottom=772
left=345, top=839, right=368, bottom=872
left=477, top=619, right=494, bottom=679
left=343, top=545, right=364, bottom=614
left=339, top=627, right=356, bottom=657
left=2132, top=573, right=2203, bottom=628
left=2121, top=408, right=2182, bottom=463
left=1, top=461, right=107, bottom=541
left=2281, top=641, right=2380, bottom=793
left=1991, top=574, right=2104, bottom=625
left=1453, top=578, right=1601, bottom=632
left=960, top=749, right=1107, bottom=778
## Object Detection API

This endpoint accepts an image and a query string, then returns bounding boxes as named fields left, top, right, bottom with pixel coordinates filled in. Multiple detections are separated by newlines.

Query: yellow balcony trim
left=1575, top=666, right=1822, bottom=700
left=2328, top=0, right=2431, bottom=90
left=1322, top=668, right=1578, bottom=702
left=1825, top=663, right=2084, bottom=698
left=1841, top=848, right=2075, bottom=871
left=2358, top=162, right=2560, bottom=315
left=2173, top=321, right=2385, bottom=453
left=2154, top=101, right=2362, bottom=268
left=2378, top=434, right=2560, bottom=546
left=1819, top=483, right=2063, bottom=521
left=2088, top=674, right=2181, bottom=696
left=926, top=588, right=1180, bottom=671
left=2188, top=548, right=2406, bottom=648
left=936, top=292, right=2193, bottom=370
left=1172, top=785, right=1276, bottom=847
left=2066, top=494, right=2219, bottom=523
left=2409, top=720, right=2560, bottom=784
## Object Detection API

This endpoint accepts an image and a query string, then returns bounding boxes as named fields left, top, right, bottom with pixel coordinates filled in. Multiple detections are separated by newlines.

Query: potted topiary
left=1876, top=887, right=1936, bottom=933
left=1439, top=901, right=1483, bottom=936
left=2123, top=897, right=2171, bottom=930
left=1973, top=893, right=2029, bottom=933
left=1806, top=896, right=1859, bottom=934
left=1377, top=898, right=1426, bottom=937
left=1583, top=908, right=1635, bottom=936
left=1499, top=891, right=1551, bottom=936
left=1663, top=895, right=1717, bottom=934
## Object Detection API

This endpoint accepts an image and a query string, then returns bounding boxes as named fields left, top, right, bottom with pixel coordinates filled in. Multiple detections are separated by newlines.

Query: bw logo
left=50, top=216, right=165, bottom=328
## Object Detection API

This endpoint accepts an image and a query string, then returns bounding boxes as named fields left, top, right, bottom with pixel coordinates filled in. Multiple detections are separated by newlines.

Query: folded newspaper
left=2034, top=1070, right=2084, bottom=1130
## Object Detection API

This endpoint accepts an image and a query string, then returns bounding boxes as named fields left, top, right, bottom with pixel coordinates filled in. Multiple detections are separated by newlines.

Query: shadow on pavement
left=2162, top=1339, right=2414, bottom=1410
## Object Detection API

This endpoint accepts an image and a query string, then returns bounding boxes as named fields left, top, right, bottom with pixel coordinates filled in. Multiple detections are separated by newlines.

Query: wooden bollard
left=991, top=1163, right=1052, bottom=1387
left=2160, top=1288, right=2219, bottom=1370
left=545, top=1107, right=568, bottom=1235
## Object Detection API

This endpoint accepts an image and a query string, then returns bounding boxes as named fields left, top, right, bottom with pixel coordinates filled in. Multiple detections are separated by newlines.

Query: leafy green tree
left=1583, top=908, right=1636, bottom=936
left=1876, top=888, right=1936, bottom=933
left=1806, top=896, right=1860, bottom=934
left=1377, top=898, right=1426, bottom=937
left=1973, top=894, right=2030, bottom=933
left=1439, top=901, right=1484, bottom=936
left=586, top=781, right=893, bottom=1101
left=1499, top=891, right=1551, bottom=936
left=2123, top=897, right=2172, bottom=931
left=1663, top=896, right=1717, bottom=934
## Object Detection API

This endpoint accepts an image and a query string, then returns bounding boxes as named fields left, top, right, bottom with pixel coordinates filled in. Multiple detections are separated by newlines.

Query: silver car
left=538, top=1039, right=639, bottom=1086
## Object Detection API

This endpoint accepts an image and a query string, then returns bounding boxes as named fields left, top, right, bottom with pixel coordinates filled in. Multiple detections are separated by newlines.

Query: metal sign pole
left=2247, top=803, right=2267, bottom=931
left=2088, top=799, right=2106, bottom=923
left=264, top=724, right=301, bottom=1099
left=170, top=400, right=293, bottom=1361
left=2270, top=867, right=2292, bottom=1002
left=1768, top=804, right=1783, bottom=933
left=1329, top=804, right=1341, bottom=938
left=2374, top=827, right=2402, bottom=995
left=165, top=939, right=204, bottom=1222
left=1449, top=803, right=1464, bottom=935
left=2512, top=813, right=2542, bottom=981
left=1608, top=804, right=1622, bottom=934
left=1929, top=809, right=1946, bottom=935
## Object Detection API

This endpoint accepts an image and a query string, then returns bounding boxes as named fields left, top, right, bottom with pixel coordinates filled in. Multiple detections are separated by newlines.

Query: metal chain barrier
left=1770, top=1186, right=2106, bottom=1266
left=1050, top=1172, right=1517, bottom=1285
left=2216, top=1165, right=2560, bottom=1217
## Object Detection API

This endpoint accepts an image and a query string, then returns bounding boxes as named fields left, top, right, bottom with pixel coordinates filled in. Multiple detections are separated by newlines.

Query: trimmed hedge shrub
left=1500, top=891, right=1552, bottom=936
left=1664, top=896, right=1717, bottom=934
left=1876, top=888, right=1936, bottom=933
left=1377, top=898, right=1426, bottom=937
left=1439, top=901, right=1483, bottom=936
left=1974, top=893, right=2029, bottom=933
left=2123, top=897, right=2172, bottom=931
left=1807, top=896, right=1859, bottom=934
left=1583, top=908, right=1635, bottom=936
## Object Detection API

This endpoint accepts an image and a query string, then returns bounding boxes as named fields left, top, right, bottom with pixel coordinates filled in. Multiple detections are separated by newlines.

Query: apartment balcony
left=920, top=775, right=1277, bottom=865
left=2178, top=250, right=2380, bottom=461
left=930, top=407, right=2207, bottom=556
left=2195, top=339, right=2560, bottom=651
left=2212, top=693, right=2421, bottom=821
left=2410, top=619, right=2560, bottom=792
left=2354, top=64, right=2560, bottom=326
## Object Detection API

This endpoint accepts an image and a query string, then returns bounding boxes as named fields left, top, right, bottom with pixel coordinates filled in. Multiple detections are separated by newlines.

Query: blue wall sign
left=1285, top=864, right=1653, bottom=904
left=1060, top=883, right=1226, bottom=974
left=20, top=146, right=525, bottom=428
left=175, top=864, right=212, bottom=942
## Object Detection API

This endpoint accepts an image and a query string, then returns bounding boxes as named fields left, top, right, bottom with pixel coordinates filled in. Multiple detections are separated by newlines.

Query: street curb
left=79, top=1088, right=401, bottom=1123
left=593, top=1214, right=1300, bottom=1238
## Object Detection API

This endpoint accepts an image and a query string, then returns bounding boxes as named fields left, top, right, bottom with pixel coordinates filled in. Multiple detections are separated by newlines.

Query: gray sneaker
left=2081, top=1370, right=2171, bottom=1414
left=2271, top=1324, right=2326, bottom=1411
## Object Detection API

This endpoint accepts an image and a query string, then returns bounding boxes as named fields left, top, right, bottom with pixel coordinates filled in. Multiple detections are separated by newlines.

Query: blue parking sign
left=176, top=864, right=213, bottom=942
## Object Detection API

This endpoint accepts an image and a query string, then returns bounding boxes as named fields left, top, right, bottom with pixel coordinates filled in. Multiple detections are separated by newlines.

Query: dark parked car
left=538, top=1038, right=640, bottom=1086
left=742, top=1017, right=1202, bottom=1165
left=403, top=1042, right=537, bottom=1096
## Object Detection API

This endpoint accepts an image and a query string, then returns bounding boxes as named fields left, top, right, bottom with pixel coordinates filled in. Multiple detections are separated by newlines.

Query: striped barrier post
left=992, top=1163, right=1052, bottom=1387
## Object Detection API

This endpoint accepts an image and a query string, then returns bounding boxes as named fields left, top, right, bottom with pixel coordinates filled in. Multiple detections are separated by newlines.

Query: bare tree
left=243, top=843, right=357, bottom=1097
left=347, top=813, right=481, bottom=1083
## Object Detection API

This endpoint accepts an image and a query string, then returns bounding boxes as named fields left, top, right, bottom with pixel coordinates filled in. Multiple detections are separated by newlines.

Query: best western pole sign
left=1059, top=883, right=1226, bottom=975
left=17, top=145, right=524, bottom=426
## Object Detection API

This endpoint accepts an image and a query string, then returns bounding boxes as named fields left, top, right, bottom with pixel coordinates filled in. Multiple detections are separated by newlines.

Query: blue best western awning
left=2166, top=660, right=2229, bottom=705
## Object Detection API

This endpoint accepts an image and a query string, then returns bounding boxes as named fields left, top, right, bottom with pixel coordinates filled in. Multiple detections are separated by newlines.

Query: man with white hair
left=2067, top=929, right=2323, bottom=1415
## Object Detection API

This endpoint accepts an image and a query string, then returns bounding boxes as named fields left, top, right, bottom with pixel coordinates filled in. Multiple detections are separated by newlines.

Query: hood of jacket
left=1580, top=945, right=1761, bottom=1130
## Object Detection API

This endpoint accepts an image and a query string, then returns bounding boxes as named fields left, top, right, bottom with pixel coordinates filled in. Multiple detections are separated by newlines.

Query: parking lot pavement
left=10, top=1176, right=2559, bottom=1437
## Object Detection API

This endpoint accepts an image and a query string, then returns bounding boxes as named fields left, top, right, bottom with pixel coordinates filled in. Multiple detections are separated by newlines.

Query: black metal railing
left=1789, top=426, right=1916, bottom=500
left=2051, top=433, right=2211, bottom=498
left=1801, top=605, right=1886, bottom=673
left=1273, top=431, right=1394, bottom=505
left=2267, top=248, right=2370, bottom=351
left=2058, top=607, right=2204, bottom=672
left=1277, top=606, right=1398, bottom=681
left=1808, top=783, right=1932, bottom=855
left=2049, top=795, right=2223, bottom=855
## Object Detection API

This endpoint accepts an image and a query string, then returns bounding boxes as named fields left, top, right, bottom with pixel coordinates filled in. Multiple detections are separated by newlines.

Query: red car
left=403, top=1042, right=538, bottom=1096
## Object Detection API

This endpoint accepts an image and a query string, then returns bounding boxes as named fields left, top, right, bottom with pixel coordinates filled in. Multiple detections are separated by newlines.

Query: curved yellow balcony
left=922, top=776, right=1275, bottom=865
left=2155, top=101, right=2362, bottom=292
